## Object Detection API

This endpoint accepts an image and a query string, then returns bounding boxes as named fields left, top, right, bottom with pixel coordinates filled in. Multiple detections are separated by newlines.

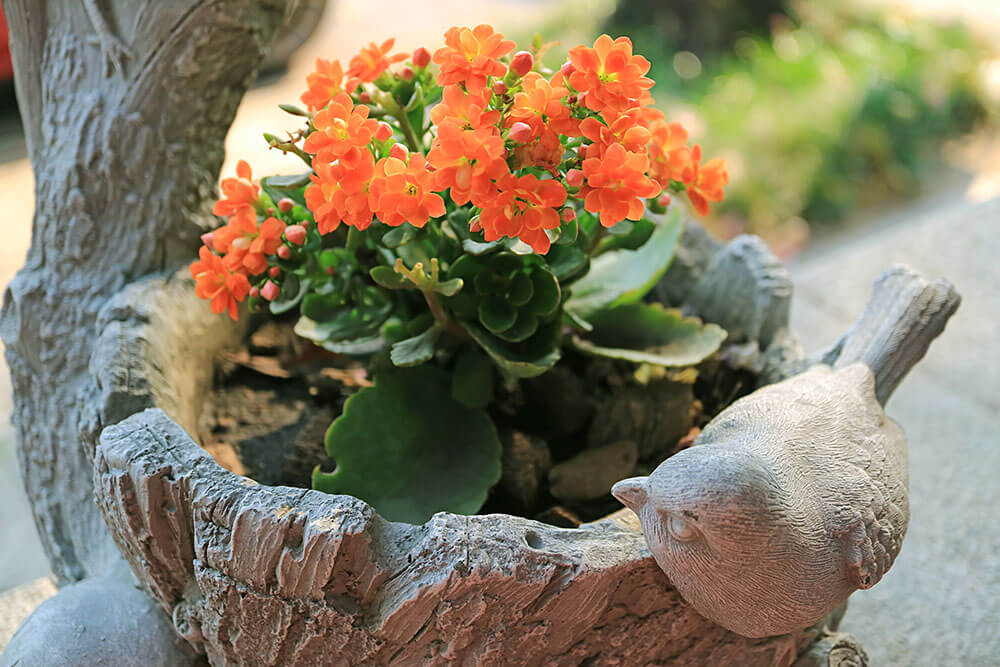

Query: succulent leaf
left=314, top=365, right=502, bottom=524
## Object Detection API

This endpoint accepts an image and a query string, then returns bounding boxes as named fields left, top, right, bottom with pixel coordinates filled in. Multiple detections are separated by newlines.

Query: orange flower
left=581, top=142, right=661, bottom=227
left=305, top=153, right=377, bottom=233
left=427, top=121, right=508, bottom=207
left=303, top=93, right=378, bottom=168
left=213, top=216, right=286, bottom=275
left=213, top=160, right=260, bottom=222
left=684, top=145, right=728, bottom=216
left=647, top=119, right=693, bottom=190
left=301, top=58, right=350, bottom=111
left=369, top=154, right=446, bottom=227
left=430, top=84, right=501, bottom=131
left=507, top=73, right=579, bottom=138
left=346, top=38, right=408, bottom=84
left=190, top=246, right=251, bottom=321
left=568, top=35, right=654, bottom=114
left=478, top=173, right=567, bottom=254
left=433, top=25, right=515, bottom=93
left=510, top=126, right=564, bottom=174
left=580, top=107, right=652, bottom=156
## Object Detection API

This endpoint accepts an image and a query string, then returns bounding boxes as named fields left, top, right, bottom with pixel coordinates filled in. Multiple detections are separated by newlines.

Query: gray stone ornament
left=614, top=265, right=959, bottom=638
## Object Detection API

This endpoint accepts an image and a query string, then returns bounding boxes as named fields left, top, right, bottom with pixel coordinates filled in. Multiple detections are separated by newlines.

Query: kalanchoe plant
left=190, top=26, right=729, bottom=524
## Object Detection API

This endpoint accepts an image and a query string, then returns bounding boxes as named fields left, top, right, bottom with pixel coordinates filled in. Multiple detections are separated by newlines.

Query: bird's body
left=613, top=265, right=958, bottom=638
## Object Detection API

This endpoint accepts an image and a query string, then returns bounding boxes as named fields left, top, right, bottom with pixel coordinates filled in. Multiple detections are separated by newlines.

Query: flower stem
left=396, top=108, right=423, bottom=154
left=421, top=290, right=468, bottom=339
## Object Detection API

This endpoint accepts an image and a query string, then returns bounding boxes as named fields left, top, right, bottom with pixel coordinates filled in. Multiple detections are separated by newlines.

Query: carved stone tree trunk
left=0, top=1, right=287, bottom=662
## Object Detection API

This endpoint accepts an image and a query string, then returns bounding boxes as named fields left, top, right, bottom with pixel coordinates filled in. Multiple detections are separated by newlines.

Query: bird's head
left=612, top=446, right=810, bottom=636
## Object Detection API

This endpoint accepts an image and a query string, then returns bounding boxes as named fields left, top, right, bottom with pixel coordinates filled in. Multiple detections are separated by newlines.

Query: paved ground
left=788, top=187, right=1000, bottom=666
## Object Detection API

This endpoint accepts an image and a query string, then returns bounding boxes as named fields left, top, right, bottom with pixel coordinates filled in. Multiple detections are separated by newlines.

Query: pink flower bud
left=249, top=286, right=261, bottom=299
left=510, top=51, right=534, bottom=77
left=200, top=232, right=214, bottom=248
left=401, top=66, right=414, bottom=81
left=560, top=61, right=576, bottom=78
left=278, top=198, right=294, bottom=213
left=566, top=168, right=584, bottom=188
left=657, top=193, right=672, bottom=209
left=277, top=245, right=291, bottom=259
left=300, top=219, right=310, bottom=228
left=561, top=207, right=576, bottom=222
left=375, top=121, right=393, bottom=142
left=266, top=207, right=275, bottom=216
left=285, top=224, right=306, bottom=246
left=566, top=94, right=578, bottom=105
left=389, top=143, right=409, bottom=160
left=261, top=281, right=280, bottom=301
left=508, top=122, right=532, bottom=144
left=269, top=266, right=280, bottom=278
left=492, top=80, right=508, bottom=96
left=412, top=47, right=431, bottom=68
left=359, top=91, right=372, bottom=104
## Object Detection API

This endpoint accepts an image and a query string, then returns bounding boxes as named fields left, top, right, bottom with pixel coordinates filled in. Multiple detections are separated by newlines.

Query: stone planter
left=90, top=227, right=866, bottom=665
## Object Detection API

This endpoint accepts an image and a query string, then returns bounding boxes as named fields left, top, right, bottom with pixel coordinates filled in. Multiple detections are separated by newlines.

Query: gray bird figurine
left=612, top=265, right=959, bottom=638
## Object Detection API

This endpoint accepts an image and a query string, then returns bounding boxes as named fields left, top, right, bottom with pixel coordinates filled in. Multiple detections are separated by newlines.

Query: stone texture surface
left=788, top=193, right=1000, bottom=665
left=1, top=569, right=201, bottom=667
left=0, top=578, right=55, bottom=651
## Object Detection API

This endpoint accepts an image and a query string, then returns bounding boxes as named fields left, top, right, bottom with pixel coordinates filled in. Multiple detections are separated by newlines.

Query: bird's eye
left=667, top=515, right=698, bottom=542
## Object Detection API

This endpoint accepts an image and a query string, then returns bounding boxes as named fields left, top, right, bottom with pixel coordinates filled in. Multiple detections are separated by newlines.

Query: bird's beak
left=612, top=477, right=649, bottom=512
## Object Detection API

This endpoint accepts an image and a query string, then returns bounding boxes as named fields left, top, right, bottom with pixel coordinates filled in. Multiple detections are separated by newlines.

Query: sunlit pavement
left=0, top=0, right=998, bottom=661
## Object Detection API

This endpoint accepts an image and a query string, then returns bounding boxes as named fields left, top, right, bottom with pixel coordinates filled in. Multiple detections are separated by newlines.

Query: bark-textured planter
left=89, top=226, right=867, bottom=665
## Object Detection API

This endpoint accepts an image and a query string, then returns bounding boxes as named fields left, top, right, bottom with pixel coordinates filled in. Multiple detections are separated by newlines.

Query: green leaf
left=269, top=274, right=309, bottom=315
left=390, top=325, right=440, bottom=367
left=300, top=291, right=392, bottom=342
left=555, top=215, right=579, bottom=245
left=527, top=269, right=560, bottom=317
left=493, top=311, right=538, bottom=343
left=451, top=347, right=494, bottom=409
left=263, top=173, right=311, bottom=189
left=294, top=318, right=384, bottom=355
left=571, top=303, right=727, bottom=367
left=597, top=217, right=655, bottom=253
left=565, top=207, right=683, bottom=320
left=370, top=265, right=409, bottom=290
left=434, top=278, right=464, bottom=297
left=507, top=272, right=534, bottom=306
left=563, top=307, right=593, bottom=333
left=261, top=174, right=309, bottom=207
left=462, top=319, right=561, bottom=379
left=462, top=238, right=501, bottom=256
left=544, top=245, right=589, bottom=284
left=478, top=298, right=518, bottom=334
left=314, top=366, right=502, bottom=524
left=606, top=219, right=634, bottom=236
left=382, top=224, right=418, bottom=248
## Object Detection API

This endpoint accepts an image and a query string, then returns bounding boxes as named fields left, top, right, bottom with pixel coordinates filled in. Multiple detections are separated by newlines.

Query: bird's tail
left=822, top=265, right=960, bottom=406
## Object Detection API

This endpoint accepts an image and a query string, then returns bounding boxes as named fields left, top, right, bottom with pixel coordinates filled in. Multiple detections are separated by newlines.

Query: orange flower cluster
left=433, top=25, right=514, bottom=93
left=193, top=161, right=284, bottom=319
left=304, top=92, right=446, bottom=233
left=299, top=29, right=726, bottom=257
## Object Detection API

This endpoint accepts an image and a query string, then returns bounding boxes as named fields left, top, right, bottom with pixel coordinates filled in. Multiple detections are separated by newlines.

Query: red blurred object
left=0, top=7, right=12, bottom=82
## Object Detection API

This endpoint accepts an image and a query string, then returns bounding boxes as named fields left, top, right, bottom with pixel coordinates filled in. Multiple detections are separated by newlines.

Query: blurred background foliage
left=531, top=0, right=997, bottom=255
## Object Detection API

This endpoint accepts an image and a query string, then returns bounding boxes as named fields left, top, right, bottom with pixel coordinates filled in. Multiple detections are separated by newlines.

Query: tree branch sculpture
left=0, top=1, right=290, bottom=662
